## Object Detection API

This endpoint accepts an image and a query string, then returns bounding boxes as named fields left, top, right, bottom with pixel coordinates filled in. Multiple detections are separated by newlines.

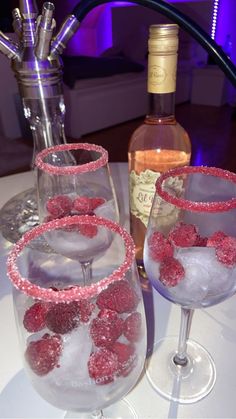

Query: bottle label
left=148, top=54, right=177, bottom=94
left=129, top=169, right=160, bottom=227
left=130, top=169, right=184, bottom=227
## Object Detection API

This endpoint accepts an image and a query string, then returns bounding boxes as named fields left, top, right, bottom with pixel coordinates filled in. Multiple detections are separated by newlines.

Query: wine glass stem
left=80, top=260, right=92, bottom=285
left=174, top=308, right=194, bottom=366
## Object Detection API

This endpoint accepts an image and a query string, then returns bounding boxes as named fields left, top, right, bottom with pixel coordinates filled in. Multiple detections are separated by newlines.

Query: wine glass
left=35, top=142, right=119, bottom=283
left=7, top=215, right=147, bottom=418
left=143, top=165, right=236, bottom=403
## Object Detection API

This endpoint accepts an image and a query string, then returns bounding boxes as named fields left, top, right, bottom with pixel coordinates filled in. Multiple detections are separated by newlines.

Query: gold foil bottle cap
left=148, top=24, right=179, bottom=55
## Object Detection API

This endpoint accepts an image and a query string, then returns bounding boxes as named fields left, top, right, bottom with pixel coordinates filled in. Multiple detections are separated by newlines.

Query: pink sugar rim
left=35, top=143, right=108, bottom=175
left=7, top=215, right=135, bottom=303
left=156, top=166, right=236, bottom=212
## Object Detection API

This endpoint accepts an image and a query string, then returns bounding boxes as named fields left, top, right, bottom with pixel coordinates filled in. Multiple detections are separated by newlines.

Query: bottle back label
left=129, top=169, right=160, bottom=227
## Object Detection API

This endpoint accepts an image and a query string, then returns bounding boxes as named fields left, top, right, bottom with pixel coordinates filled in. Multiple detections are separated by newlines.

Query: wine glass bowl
left=144, top=166, right=236, bottom=403
left=35, top=143, right=119, bottom=226
left=35, top=143, right=119, bottom=282
left=7, top=215, right=147, bottom=416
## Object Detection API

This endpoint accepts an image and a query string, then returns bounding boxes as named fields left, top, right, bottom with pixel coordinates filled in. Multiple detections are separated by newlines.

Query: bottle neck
left=146, top=49, right=177, bottom=122
left=146, top=91, right=176, bottom=120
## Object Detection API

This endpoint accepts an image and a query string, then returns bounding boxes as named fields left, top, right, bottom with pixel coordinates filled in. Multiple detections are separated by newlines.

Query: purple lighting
left=64, top=0, right=236, bottom=65
left=65, top=2, right=135, bottom=56
left=214, top=0, right=236, bottom=64
left=211, top=0, right=219, bottom=40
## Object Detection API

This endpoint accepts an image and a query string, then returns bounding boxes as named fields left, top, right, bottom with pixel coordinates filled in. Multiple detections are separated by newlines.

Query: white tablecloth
left=1, top=163, right=236, bottom=418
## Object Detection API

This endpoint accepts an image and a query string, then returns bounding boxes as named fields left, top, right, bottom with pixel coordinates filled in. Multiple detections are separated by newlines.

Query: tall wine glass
left=35, top=143, right=119, bottom=283
left=144, top=166, right=236, bottom=403
left=7, top=215, right=147, bottom=418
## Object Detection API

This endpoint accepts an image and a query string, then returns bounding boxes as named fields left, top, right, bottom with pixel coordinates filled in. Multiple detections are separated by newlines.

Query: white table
left=1, top=163, right=236, bottom=418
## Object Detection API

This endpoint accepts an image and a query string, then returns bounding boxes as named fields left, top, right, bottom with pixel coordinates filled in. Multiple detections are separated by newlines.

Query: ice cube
left=51, top=323, right=93, bottom=385
left=145, top=244, right=236, bottom=306
left=172, top=247, right=234, bottom=305
left=35, top=324, right=94, bottom=404
left=171, top=259, right=211, bottom=304
left=31, top=323, right=96, bottom=410
left=206, top=257, right=234, bottom=295
left=176, top=246, right=216, bottom=270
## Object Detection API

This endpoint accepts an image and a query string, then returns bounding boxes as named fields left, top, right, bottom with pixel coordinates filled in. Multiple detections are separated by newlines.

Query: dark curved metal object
left=71, top=0, right=236, bottom=87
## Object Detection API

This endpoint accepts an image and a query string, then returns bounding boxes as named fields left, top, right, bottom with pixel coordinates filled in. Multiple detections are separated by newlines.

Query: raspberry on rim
left=7, top=215, right=135, bottom=303
left=35, top=143, right=108, bottom=175
left=156, top=166, right=236, bottom=213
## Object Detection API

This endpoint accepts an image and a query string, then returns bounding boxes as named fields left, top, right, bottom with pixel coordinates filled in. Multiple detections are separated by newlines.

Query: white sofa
left=64, top=61, right=192, bottom=138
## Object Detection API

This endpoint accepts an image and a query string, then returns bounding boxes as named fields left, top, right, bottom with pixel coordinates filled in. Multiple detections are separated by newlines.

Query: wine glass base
left=146, top=337, right=216, bottom=404
left=64, top=398, right=138, bottom=418
left=0, top=187, right=39, bottom=244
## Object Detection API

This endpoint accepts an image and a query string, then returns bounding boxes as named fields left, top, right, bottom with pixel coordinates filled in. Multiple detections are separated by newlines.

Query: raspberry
left=148, top=231, right=174, bottom=262
left=96, top=280, right=139, bottom=314
left=159, top=256, right=185, bottom=287
left=98, top=308, right=119, bottom=321
left=168, top=223, right=198, bottom=247
left=111, top=342, right=136, bottom=377
left=76, top=300, right=94, bottom=323
left=123, top=312, right=141, bottom=343
left=194, top=235, right=208, bottom=247
left=79, top=224, right=98, bottom=238
left=25, top=333, right=62, bottom=376
left=88, top=348, right=119, bottom=385
left=207, top=231, right=227, bottom=248
left=72, top=196, right=92, bottom=214
left=46, top=195, right=72, bottom=218
left=23, top=302, right=48, bottom=333
left=215, top=236, right=236, bottom=267
left=90, top=316, right=124, bottom=348
left=45, top=302, right=80, bottom=334
left=90, top=197, right=106, bottom=210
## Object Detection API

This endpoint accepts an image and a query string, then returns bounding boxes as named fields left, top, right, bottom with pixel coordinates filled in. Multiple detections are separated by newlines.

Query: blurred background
left=0, top=0, right=235, bottom=175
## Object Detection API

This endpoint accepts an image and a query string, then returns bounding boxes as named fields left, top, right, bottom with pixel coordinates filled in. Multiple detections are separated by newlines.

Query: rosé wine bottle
left=128, top=24, right=191, bottom=279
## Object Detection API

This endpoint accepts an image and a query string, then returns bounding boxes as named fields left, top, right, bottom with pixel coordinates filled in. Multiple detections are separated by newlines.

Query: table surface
left=1, top=163, right=236, bottom=419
